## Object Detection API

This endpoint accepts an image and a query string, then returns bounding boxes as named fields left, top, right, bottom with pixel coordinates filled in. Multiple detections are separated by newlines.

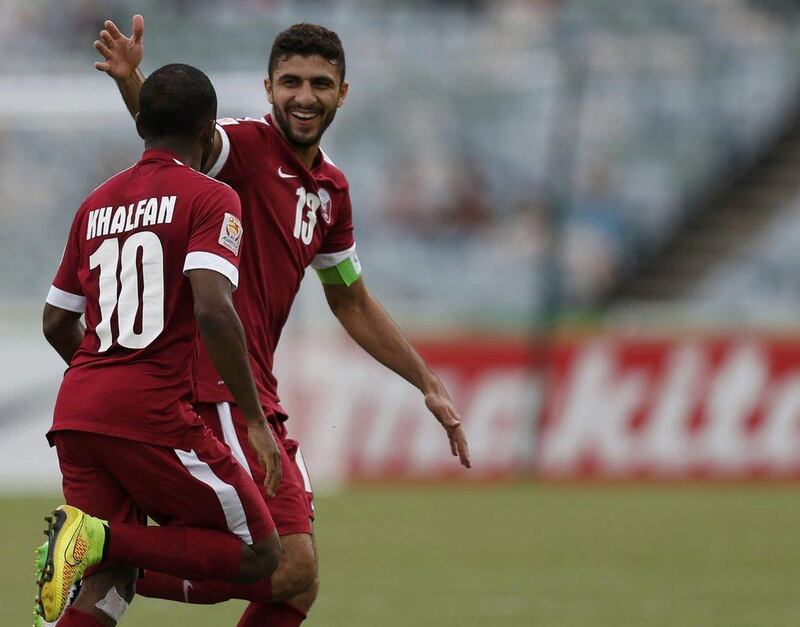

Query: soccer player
left=94, top=16, right=472, bottom=626
left=37, top=64, right=285, bottom=626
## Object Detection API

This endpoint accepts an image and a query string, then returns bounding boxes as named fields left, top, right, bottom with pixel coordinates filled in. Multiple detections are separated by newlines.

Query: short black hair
left=269, top=23, right=346, bottom=81
left=138, top=64, right=217, bottom=140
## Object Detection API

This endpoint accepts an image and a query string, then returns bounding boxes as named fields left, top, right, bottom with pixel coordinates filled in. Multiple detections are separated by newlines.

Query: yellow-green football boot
left=33, top=541, right=82, bottom=626
left=35, top=506, right=106, bottom=623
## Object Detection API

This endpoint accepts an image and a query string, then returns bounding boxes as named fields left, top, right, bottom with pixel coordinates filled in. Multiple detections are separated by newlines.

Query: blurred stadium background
left=4, top=0, right=800, bottom=625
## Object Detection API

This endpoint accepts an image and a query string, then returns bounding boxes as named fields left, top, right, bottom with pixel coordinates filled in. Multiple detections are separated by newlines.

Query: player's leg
left=38, top=501, right=281, bottom=622
left=36, top=430, right=143, bottom=624
left=57, top=566, right=137, bottom=626
left=137, top=403, right=319, bottom=618
left=216, top=403, right=319, bottom=604
left=103, top=515, right=282, bottom=582
left=133, top=533, right=317, bottom=606
left=235, top=532, right=319, bottom=627
left=95, top=425, right=282, bottom=582
left=38, top=429, right=282, bottom=621
left=265, top=532, right=318, bottom=604
left=255, top=418, right=319, bottom=613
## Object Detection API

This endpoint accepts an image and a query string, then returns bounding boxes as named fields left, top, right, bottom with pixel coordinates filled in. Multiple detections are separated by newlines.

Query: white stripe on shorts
left=295, top=447, right=314, bottom=511
left=216, top=402, right=253, bottom=479
left=175, top=448, right=254, bottom=544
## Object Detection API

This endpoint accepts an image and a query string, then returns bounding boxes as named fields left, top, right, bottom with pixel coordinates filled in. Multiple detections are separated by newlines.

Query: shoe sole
left=35, top=509, right=67, bottom=622
left=32, top=542, right=48, bottom=626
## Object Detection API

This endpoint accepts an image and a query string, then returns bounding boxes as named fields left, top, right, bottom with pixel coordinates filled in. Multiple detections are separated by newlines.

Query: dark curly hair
left=269, top=23, right=346, bottom=81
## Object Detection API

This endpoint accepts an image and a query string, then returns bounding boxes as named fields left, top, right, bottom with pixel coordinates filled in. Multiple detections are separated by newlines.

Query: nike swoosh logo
left=64, top=518, right=83, bottom=567
left=278, top=167, right=297, bottom=179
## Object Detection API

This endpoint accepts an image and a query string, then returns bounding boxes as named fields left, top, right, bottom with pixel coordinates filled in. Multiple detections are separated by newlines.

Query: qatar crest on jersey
left=318, top=188, right=332, bottom=224
left=219, top=212, right=243, bottom=255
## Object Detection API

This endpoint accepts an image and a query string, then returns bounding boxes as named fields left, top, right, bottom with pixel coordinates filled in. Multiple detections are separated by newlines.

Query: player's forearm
left=196, top=307, right=265, bottom=423
left=117, top=68, right=145, bottom=118
left=334, top=295, right=440, bottom=394
left=43, top=321, right=85, bottom=365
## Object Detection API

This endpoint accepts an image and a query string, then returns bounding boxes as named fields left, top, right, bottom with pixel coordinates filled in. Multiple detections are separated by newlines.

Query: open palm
left=94, top=15, right=144, bottom=80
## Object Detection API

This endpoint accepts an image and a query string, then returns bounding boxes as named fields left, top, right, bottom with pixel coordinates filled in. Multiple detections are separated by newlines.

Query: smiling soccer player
left=93, top=16, right=471, bottom=626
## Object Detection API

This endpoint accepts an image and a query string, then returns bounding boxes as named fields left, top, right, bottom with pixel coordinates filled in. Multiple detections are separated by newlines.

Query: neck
left=144, top=138, right=201, bottom=170
left=271, top=119, right=319, bottom=170
left=293, top=144, right=320, bottom=170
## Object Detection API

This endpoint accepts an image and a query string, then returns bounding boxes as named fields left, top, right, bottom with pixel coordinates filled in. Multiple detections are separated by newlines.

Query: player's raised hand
left=425, top=385, right=471, bottom=469
left=247, top=420, right=283, bottom=497
left=94, top=14, right=144, bottom=80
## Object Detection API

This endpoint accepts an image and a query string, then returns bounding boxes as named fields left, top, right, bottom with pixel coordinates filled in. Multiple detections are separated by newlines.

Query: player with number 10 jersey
left=49, top=150, right=245, bottom=446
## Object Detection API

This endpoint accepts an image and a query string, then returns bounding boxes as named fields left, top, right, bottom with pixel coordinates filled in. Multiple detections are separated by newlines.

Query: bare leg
left=269, top=532, right=319, bottom=611
left=69, top=567, right=137, bottom=626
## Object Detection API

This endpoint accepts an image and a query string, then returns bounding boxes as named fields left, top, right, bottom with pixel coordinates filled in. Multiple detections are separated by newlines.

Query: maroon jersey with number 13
left=195, top=115, right=358, bottom=415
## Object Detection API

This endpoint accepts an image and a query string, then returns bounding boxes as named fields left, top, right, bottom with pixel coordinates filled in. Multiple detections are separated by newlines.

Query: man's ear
left=200, top=118, right=215, bottom=149
left=205, top=118, right=216, bottom=140
left=337, top=80, right=349, bottom=108
left=264, top=78, right=274, bottom=104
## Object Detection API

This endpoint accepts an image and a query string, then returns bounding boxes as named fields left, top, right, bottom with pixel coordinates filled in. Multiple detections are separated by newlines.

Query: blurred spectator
left=438, top=156, right=494, bottom=236
left=2, top=0, right=800, bottom=327
left=562, top=164, right=629, bottom=305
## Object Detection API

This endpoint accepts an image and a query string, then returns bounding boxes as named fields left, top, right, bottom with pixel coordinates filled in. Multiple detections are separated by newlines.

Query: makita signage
left=539, top=337, right=800, bottom=479
left=268, top=333, right=800, bottom=482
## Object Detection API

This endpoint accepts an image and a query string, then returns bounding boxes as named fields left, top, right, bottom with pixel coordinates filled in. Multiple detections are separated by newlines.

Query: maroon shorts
left=53, top=427, right=276, bottom=556
left=197, top=402, right=314, bottom=536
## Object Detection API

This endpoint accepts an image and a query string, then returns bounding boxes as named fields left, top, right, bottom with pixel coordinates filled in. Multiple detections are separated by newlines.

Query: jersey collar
left=140, top=148, right=186, bottom=165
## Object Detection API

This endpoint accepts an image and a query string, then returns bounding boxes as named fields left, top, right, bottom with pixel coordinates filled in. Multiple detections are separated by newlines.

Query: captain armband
left=312, top=245, right=362, bottom=286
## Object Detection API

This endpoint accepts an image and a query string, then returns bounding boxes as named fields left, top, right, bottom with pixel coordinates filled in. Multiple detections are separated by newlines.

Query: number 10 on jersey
left=89, top=232, right=165, bottom=352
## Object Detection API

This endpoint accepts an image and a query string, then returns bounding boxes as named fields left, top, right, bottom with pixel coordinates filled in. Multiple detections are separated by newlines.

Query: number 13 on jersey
left=294, top=186, right=320, bottom=245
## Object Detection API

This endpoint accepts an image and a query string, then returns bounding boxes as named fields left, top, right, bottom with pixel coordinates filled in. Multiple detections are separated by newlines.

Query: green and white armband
left=311, top=244, right=362, bottom=286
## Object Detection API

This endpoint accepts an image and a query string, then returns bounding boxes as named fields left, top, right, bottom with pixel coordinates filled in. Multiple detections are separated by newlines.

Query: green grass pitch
left=5, top=485, right=800, bottom=626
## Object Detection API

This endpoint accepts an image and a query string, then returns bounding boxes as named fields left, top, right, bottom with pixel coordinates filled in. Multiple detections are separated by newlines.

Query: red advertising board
left=538, top=335, right=800, bottom=479
left=277, top=332, right=800, bottom=482
left=274, top=333, right=536, bottom=483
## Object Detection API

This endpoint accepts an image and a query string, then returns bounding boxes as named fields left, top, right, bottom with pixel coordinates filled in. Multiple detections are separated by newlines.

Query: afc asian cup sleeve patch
left=318, top=188, right=332, bottom=224
left=218, top=212, right=243, bottom=255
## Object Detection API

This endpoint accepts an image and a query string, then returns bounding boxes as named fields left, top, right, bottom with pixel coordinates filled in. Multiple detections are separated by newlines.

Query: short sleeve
left=183, top=184, right=244, bottom=288
left=47, top=212, right=86, bottom=313
left=207, top=118, right=265, bottom=185
left=311, top=191, right=362, bottom=286
left=317, top=191, right=355, bottom=256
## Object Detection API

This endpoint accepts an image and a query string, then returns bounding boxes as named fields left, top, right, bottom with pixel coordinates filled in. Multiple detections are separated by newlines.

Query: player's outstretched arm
left=93, top=15, right=224, bottom=174
left=324, top=279, right=472, bottom=468
left=94, top=15, right=145, bottom=118
left=188, top=269, right=283, bottom=495
left=42, top=304, right=84, bottom=364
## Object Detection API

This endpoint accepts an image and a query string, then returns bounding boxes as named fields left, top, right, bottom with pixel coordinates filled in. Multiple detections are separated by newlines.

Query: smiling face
left=266, top=54, right=348, bottom=152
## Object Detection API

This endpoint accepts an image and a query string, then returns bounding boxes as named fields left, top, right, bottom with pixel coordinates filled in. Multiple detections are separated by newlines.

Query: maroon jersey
left=196, top=115, right=356, bottom=414
left=47, top=148, right=244, bottom=447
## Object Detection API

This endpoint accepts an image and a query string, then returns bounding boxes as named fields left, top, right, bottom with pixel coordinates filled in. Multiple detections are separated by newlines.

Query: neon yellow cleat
left=33, top=541, right=81, bottom=626
left=35, top=506, right=106, bottom=623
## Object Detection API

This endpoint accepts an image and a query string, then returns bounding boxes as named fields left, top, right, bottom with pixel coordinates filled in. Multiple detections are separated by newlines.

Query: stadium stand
left=2, top=0, right=800, bottom=325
